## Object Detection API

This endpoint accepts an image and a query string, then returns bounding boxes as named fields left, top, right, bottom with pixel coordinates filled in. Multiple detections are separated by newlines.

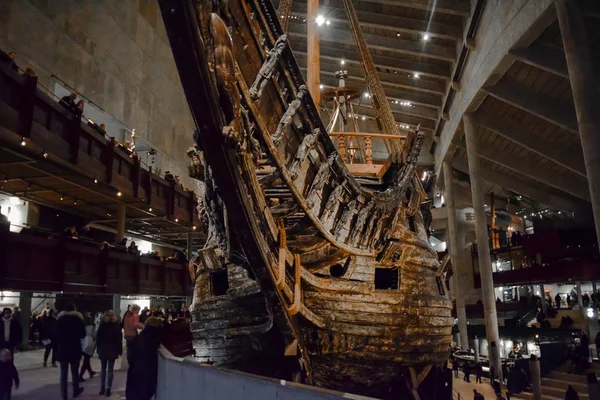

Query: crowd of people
left=0, top=300, right=190, bottom=399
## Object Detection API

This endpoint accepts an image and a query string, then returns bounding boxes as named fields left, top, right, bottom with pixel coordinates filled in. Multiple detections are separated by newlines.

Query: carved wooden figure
left=271, top=85, right=307, bottom=145
left=289, top=128, right=320, bottom=180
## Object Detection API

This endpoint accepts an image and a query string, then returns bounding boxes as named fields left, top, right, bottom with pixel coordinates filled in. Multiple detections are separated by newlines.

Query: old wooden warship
left=159, top=0, right=453, bottom=397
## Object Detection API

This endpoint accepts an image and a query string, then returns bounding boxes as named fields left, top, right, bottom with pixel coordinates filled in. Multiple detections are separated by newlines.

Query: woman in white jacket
left=79, top=316, right=97, bottom=381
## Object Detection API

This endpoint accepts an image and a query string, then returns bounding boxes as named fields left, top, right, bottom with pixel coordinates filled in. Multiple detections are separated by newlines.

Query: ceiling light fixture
left=316, top=15, right=325, bottom=26
left=340, top=59, right=345, bottom=65
left=413, top=73, right=420, bottom=79
left=117, top=191, right=122, bottom=197
left=175, top=218, right=179, bottom=222
left=319, top=84, right=324, bottom=90
left=423, top=33, right=430, bottom=41
left=20, top=138, right=26, bottom=147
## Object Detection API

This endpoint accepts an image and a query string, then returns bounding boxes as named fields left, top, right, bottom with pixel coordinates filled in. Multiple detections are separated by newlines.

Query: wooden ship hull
left=159, top=0, right=453, bottom=396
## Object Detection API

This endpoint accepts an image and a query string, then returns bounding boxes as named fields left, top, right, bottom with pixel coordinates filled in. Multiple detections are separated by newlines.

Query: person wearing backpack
left=79, top=316, right=97, bottom=381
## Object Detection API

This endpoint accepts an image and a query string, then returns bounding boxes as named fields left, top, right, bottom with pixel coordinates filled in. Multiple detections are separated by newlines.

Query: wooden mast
left=307, top=0, right=320, bottom=110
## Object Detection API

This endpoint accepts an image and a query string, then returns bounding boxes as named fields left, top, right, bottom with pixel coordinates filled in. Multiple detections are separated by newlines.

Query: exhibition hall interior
left=0, top=0, right=599, bottom=399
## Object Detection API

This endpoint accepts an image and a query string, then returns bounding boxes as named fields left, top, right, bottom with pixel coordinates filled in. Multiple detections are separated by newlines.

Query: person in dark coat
left=555, top=294, right=561, bottom=309
left=0, top=50, right=18, bottom=72
left=41, top=311, right=58, bottom=367
left=565, top=384, right=579, bottom=400
left=0, top=348, right=19, bottom=400
left=125, top=317, right=163, bottom=400
left=452, top=361, right=459, bottom=377
left=475, top=362, right=483, bottom=383
left=0, top=308, right=23, bottom=356
left=59, top=91, right=77, bottom=113
left=55, top=304, right=86, bottom=400
left=96, top=310, right=122, bottom=397
left=463, top=362, right=471, bottom=382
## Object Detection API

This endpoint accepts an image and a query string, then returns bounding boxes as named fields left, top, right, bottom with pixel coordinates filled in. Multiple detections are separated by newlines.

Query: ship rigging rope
left=341, top=0, right=405, bottom=153
left=277, top=0, right=294, bottom=33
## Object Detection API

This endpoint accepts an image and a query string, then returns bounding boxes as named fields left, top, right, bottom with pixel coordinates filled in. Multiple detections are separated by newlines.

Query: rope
left=287, top=253, right=302, bottom=315
left=277, top=219, right=286, bottom=289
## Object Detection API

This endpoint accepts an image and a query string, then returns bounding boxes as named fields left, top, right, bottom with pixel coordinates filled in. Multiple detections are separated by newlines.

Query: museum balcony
left=472, top=228, right=600, bottom=288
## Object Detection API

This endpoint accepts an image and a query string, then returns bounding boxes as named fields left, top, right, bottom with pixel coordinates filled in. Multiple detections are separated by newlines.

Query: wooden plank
left=328, top=131, right=406, bottom=140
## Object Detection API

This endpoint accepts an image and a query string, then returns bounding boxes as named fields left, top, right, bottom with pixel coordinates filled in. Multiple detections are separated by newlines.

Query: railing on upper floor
left=0, top=226, right=191, bottom=296
left=0, top=63, right=200, bottom=225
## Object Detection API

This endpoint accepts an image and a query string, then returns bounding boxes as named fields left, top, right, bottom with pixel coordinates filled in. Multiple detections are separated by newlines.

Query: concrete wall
left=157, top=347, right=374, bottom=400
left=0, top=0, right=195, bottom=187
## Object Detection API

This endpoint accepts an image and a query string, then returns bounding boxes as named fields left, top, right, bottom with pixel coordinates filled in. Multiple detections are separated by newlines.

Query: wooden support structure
left=306, top=0, right=320, bottom=110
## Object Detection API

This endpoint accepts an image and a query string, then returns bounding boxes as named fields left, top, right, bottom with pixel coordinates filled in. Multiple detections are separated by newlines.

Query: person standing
left=555, top=294, right=561, bottom=309
left=59, top=91, right=77, bottom=112
left=96, top=310, right=122, bottom=397
left=125, top=317, right=163, bottom=400
left=463, top=362, right=471, bottom=382
left=123, top=304, right=143, bottom=365
left=475, top=362, right=483, bottom=383
left=55, top=304, right=85, bottom=400
left=79, top=317, right=96, bottom=382
left=452, top=361, right=459, bottom=378
left=473, top=389, right=484, bottom=400
left=0, top=349, right=19, bottom=400
left=41, top=311, right=57, bottom=367
left=0, top=308, right=22, bottom=357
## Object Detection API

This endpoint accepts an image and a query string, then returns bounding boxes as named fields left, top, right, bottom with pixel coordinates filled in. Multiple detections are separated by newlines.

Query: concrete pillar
left=530, top=355, right=542, bottom=400
left=463, top=115, right=501, bottom=381
left=455, top=332, right=461, bottom=349
left=19, top=292, right=32, bottom=350
left=443, top=161, right=469, bottom=349
left=556, top=0, right=600, bottom=251
left=306, top=0, right=320, bottom=110
left=540, top=284, right=547, bottom=314
left=116, top=203, right=126, bottom=243
left=516, top=287, right=520, bottom=301
left=474, top=336, right=480, bottom=363
left=112, top=294, right=121, bottom=318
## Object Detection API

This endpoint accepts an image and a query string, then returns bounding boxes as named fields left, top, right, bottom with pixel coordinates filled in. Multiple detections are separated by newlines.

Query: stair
left=516, top=365, right=593, bottom=400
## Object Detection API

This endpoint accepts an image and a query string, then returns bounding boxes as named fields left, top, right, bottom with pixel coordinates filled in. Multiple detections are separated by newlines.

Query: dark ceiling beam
left=296, top=55, right=447, bottom=96
left=316, top=74, right=442, bottom=109
left=509, top=42, right=569, bottom=79
left=288, top=6, right=461, bottom=40
left=455, top=139, right=590, bottom=201
left=470, top=112, right=586, bottom=177
left=483, top=80, right=579, bottom=134
left=350, top=104, right=436, bottom=130
left=582, top=1, right=600, bottom=19
left=451, top=159, right=583, bottom=213
left=288, top=28, right=456, bottom=62
left=359, top=0, right=471, bottom=16
left=291, top=47, right=451, bottom=80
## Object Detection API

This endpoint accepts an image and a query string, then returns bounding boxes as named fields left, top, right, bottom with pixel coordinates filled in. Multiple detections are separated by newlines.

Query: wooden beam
left=289, top=27, right=457, bottom=62
left=452, top=159, right=583, bottom=213
left=484, top=80, right=579, bottom=134
left=351, top=104, right=435, bottom=131
left=317, top=74, right=442, bottom=109
left=328, top=132, right=406, bottom=140
left=359, top=0, right=471, bottom=16
left=292, top=47, right=451, bottom=80
left=509, top=42, right=569, bottom=78
left=455, top=139, right=590, bottom=201
left=289, top=6, right=462, bottom=40
left=306, top=0, right=320, bottom=109
left=470, top=112, right=586, bottom=177
left=346, top=163, right=388, bottom=178
left=296, top=55, right=447, bottom=96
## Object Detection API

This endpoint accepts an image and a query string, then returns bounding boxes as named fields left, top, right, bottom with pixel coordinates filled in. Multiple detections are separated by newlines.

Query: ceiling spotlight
left=423, top=33, right=430, bottom=41
left=20, top=138, right=26, bottom=147
left=396, top=32, right=401, bottom=37
left=413, top=73, right=420, bottom=79
left=316, top=15, right=325, bottom=26
left=363, top=92, right=370, bottom=98
left=340, top=59, right=345, bottom=65
left=326, top=20, right=331, bottom=25
left=149, top=207, right=153, bottom=212
left=175, top=218, right=179, bottom=222
left=193, top=226, right=197, bottom=230
left=73, top=198, right=77, bottom=205
left=60, top=195, right=64, bottom=201
left=43, top=152, right=48, bottom=158
left=94, top=178, right=98, bottom=184
left=319, top=84, right=324, bottom=90
left=107, top=212, right=112, bottom=217
left=117, top=191, right=122, bottom=197
left=361, top=116, right=366, bottom=121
